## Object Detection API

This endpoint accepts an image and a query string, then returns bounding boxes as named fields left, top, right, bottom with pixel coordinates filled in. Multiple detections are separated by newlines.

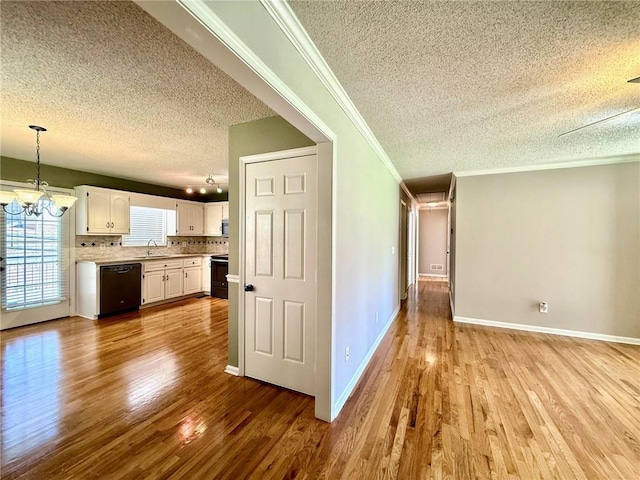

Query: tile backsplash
left=75, top=235, right=229, bottom=261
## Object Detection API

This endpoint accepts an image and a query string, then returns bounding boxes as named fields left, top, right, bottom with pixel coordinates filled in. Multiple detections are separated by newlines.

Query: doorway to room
left=418, top=206, right=449, bottom=281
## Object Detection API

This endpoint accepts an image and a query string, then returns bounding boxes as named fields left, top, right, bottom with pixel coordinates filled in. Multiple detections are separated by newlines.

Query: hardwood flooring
left=1, top=282, right=638, bottom=479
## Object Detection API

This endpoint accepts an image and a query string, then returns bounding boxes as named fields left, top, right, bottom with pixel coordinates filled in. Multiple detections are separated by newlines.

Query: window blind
left=1, top=200, right=69, bottom=311
left=122, top=206, right=168, bottom=247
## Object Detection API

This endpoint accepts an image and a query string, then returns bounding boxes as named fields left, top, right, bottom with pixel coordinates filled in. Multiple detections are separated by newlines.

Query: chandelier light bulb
left=1, top=125, right=77, bottom=217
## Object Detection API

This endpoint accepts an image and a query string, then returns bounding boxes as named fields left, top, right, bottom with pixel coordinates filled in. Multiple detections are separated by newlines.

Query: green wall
left=227, top=116, right=314, bottom=367
left=0, top=156, right=227, bottom=202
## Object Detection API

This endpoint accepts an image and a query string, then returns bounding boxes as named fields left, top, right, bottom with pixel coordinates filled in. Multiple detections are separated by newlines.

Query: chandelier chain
left=35, top=129, right=41, bottom=189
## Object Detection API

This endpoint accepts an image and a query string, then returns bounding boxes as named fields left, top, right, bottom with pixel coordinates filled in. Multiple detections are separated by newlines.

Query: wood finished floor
left=1, top=283, right=639, bottom=479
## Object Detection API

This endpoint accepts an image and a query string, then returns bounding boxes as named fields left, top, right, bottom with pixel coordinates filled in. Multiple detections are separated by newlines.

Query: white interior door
left=244, top=153, right=317, bottom=396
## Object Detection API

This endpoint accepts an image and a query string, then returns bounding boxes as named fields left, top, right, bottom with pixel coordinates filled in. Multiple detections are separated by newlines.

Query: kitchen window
left=1, top=201, right=69, bottom=311
left=122, top=206, right=171, bottom=247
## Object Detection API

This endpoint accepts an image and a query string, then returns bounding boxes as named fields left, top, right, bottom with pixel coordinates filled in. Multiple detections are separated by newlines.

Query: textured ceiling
left=1, top=1, right=274, bottom=190
left=289, top=1, right=640, bottom=182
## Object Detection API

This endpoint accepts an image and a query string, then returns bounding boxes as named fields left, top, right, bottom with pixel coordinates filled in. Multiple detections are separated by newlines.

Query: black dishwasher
left=100, top=263, right=142, bottom=317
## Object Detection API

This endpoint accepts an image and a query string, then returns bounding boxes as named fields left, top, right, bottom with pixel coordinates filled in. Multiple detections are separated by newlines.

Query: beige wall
left=418, top=208, right=448, bottom=276
left=454, top=162, right=640, bottom=338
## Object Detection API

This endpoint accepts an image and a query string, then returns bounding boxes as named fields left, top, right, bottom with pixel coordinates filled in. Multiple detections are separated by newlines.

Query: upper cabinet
left=176, top=201, right=204, bottom=235
left=205, top=201, right=228, bottom=236
left=75, top=186, right=130, bottom=235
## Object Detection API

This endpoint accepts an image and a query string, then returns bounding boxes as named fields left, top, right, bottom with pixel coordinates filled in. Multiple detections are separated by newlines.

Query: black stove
left=210, top=255, right=229, bottom=298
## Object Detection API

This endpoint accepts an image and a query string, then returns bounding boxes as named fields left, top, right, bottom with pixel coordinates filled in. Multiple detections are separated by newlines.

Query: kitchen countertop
left=76, top=253, right=225, bottom=266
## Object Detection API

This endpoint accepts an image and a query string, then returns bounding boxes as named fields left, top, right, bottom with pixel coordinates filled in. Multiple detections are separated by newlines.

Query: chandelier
left=0, top=125, right=77, bottom=217
left=185, top=174, right=224, bottom=195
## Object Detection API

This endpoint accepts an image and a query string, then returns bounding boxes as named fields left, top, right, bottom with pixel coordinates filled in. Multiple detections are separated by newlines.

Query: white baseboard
left=453, top=316, right=640, bottom=345
left=449, top=290, right=455, bottom=318
left=224, top=365, right=240, bottom=376
left=334, top=304, right=401, bottom=416
left=419, top=273, right=447, bottom=278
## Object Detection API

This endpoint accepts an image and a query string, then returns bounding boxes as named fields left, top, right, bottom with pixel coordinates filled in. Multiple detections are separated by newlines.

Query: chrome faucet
left=146, top=239, right=158, bottom=257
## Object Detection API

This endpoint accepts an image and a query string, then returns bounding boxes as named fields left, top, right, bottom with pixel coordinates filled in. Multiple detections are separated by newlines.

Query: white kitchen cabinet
left=142, top=259, right=184, bottom=304
left=183, top=257, right=202, bottom=295
left=184, top=266, right=202, bottom=295
left=143, top=270, right=165, bottom=304
left=176, top=201, right=204, bottom=235
left=205, top=201, right=228, bottom=235
left=202, top=255, right=211, bottom=293
left=165, top=269, right=184, bottom=298
left=76, top=186, right=130, bottom=235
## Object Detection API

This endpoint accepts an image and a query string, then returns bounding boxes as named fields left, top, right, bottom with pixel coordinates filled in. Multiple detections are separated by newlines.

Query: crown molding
left=260, top=0, right=404, bottom=188
left=172, top=0, right=336, bottom=144
left=454, top=153, right=639, bottom=178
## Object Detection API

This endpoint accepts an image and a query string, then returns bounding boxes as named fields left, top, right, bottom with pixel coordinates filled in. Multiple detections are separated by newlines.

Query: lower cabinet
left=143, top=270, right=165, bottom=304
left=142, top=257, right=203, bottom=306
left=165, top=269, right=184, bottom=299
left=184, top=266, right=202, bottom=295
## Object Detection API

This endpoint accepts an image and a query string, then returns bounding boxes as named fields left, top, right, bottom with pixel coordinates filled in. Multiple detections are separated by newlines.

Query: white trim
left=240, top=146, right=317, bottom=164
left=224, top=365, right=240, bottom=376
left=260, top=0, right=403, bottom=185
left=334, top=304, right=400, bottom=417
left=419, top=273, right=448, bottom=278
left=453, top=316, right=640, bottom=345
left=454, top=154, right=639, bottom=177
left=176, top=0, right=336, bottom=143
left=225, top=274, right=239, bottom=284
left=449, top=291, right=455, bottom=318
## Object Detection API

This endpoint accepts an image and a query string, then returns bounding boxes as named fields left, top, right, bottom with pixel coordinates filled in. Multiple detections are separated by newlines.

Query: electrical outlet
left=539, top=302, right=548, bottom=314
left=345, top=346, right=350, bottom=362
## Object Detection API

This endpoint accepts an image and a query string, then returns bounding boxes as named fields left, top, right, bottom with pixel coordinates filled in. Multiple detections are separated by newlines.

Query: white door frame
left=238, top=145, right=333, bottom=421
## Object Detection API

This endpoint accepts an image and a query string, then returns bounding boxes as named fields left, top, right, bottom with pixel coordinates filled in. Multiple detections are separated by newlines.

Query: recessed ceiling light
left=199, top=187, right=207, bottom=194
left=185, top=187, right=193, bottom=194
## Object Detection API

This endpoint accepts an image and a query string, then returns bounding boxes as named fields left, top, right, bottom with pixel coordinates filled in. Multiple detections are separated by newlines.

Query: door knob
left=244, top=284, right=254, bottom=292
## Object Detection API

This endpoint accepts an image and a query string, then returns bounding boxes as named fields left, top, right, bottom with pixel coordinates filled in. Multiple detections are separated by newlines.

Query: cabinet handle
left=111, top=222, right=114, bottom=228
left=162, top=275, right=165, bottom=281
left=185, top=272, right=188, bottom=278
left=106, top=222, right=109, bottom=228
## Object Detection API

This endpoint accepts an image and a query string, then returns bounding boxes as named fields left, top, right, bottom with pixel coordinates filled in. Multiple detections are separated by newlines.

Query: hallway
left=1, top=282, right=638, bottom=479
